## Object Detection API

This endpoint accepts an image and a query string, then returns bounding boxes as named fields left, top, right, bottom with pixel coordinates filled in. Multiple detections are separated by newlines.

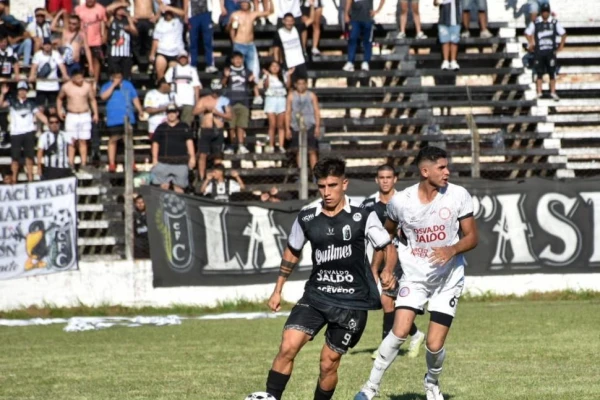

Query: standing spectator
left=57, top=69, right=99, bottom=169
left=222, top=51, right=254, bottom=155
left=151, top=103, right=196, bottom=193
left=274, top=0, right=306, bottom=50
left=286, top=77, right=320, bottom=170
left=263, top=61, right=292, bottom=153
left=37, top=114, right=72, bottom=180
left=2, top=15, right=33, bottom=67
left=29, top=38, right=68, bottom=115
left=200, top=164, right=245, bottom=202
left=188, top=0, right=218, bottom=73
left=106, top=2, right=138, bottom=80
left=435, top=0, right=461, bottom=70
left=0, top=33, right=19, bottom=147
left=220, top=0, right=259, bottom=29
left=27, top=9, right=52, bottom=53
left=343, top=0, right=386, bottom=72
left=525, top=2, right=566, bottom=101
left=273, top=12, right=312, bottom=80
left=0, top=82, right=49, bottom=182
left=302, top=0, right=323, bottom=56
left=144, top=78, right=173, bottom=138
left=461, top=0, right=491, bottom=38
left=397, top=0, right=427, bottom=39
left=52, top=12, right=94, bottom=77
left=100, top=69, right=144, bottom=172
left=529, top=0, right=550, bottom=23
left=150, top=3, right=185, bottom=82
left=76, top=0, right=107, bottom=83
left=193, top=79, right=232, bottom=181
left=165, top=51, right=201, bottom=128
left=133, top=194, right=150, bottom=258
left=132, top=0, right=157, bottom=73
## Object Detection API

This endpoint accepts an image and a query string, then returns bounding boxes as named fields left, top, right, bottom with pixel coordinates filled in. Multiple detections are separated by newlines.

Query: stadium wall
left=1, top=260, right=600, bottom=311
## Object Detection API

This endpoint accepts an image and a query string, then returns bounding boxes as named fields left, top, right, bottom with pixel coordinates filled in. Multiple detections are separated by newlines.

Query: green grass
left=1, top=300, right=600, bottom=399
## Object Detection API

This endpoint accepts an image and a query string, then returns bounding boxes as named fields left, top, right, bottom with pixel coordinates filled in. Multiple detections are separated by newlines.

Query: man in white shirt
left=150, top=4, right=186, bottom=81
left=273, top=11, right=313, bottom=81
left=274, top=0, right=306, bottom=49
left=200, top=164, right=245, bottom=202
left=29, top=38, right=69, bottom=115
left=37, top=114, right=73, bottom=180
left=144, top=78, right=173, bottom=137
left=164, top=51, right=201, bottom=127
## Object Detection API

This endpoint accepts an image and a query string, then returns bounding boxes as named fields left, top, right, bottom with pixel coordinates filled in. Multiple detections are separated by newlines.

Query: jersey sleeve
left=386, top=195, right=401, bottom=223
left=524, top=21, right=535, bottom=36
left=556, top=21, right=566, bottom=36
left=365, top=211, right=391, bottom=250
left=287, top=217, right=306, bottom=251
left=457, top=187, right=474, bottom=221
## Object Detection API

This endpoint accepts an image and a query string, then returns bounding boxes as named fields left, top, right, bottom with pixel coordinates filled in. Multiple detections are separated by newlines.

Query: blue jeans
left=232, top=42, right=260, bottom=79
left=438, top=24, right=461, bottom=44
left=347, top=21, right=374, bottom=63
left=12, top=39, right=33, bottom=66
left=190, top=12, right=214, bottom=67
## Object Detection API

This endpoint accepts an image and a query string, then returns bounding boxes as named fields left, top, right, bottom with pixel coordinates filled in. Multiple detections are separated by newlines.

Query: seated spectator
left=52, top=12, right=94, bottom=77
left=144, top=78, right=173, bottom=138
left=0, top=82, right=49, bottom=182
left=165, top=51, right=201, bottom=128
left=435, top=0, right=461, bottom=70
left=260, top=186, right=293, bottom=202
left=286, top=77, right=320, bottom=170
left=106, top=2, right=138, bottom=80
left=461, top=0, right=492, bottom=38
left=2, top=15, right=33, bottom=67
left=29, top=38, right=68, bottom=115
left=274, top=0, right=306, bottom=49
left=303, top=0, right=323, bottom=56
left=76, top=0, right=108, bottom=83
left=37, top=114, right=73, bottom=180
left=343, top=0, right=384, bottom=72
left=134, top=194, right=150, bottom=258
left=27, top=9, right=52, bottom=53
left=263, top=61, right=293, bottom=153
left=396, top=0, right=427, bottom=39
left=100, top=69, right=144, bottom=172
left=151, top=104, right=195, bottom=193
left=529, top=0, right=550, bottom=23
left=273, top=12, right=311, bottom=81
left=150, top=3, right=186, bottom=82
left=200, top=164, right=245, bottom=202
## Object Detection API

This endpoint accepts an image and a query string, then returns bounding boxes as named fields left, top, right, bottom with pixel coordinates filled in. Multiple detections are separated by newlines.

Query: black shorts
left=277, top=16, right=306, bottom=33
left=36, top=90, right=59, bottom=108
left=301, top=0, right=322, bottom=17
left=291, top=63, right=308, bottom=82
left=10, top=132, right=36, bottom=161
left=284, top=297, right=368, bottom=354
left=106, top=124, right=125, bottom=137
left=290, top=126, right=318, bottom=150
left=198, top=128, right=224, bottom=156
left=534, top=51, right=557, bottom=79
left=156, top=53, right=177, bottom=64
left=90, top=45, right=105, bottom=61
left=107, top=56, right=133, bottom=79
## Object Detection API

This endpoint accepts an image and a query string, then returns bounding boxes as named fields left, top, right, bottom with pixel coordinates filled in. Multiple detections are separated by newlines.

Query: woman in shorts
left=263, top=61, right=292, bottom=153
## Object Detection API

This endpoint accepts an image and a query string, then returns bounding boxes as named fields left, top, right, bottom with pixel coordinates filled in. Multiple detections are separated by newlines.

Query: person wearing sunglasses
left=37, top=115, right=73, bottom=180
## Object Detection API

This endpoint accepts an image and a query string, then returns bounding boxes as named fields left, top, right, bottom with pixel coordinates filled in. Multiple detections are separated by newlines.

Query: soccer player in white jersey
left=355, top=146, right=478, bottom=400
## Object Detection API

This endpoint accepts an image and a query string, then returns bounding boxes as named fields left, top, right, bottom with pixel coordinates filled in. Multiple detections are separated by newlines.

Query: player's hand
left=1, top=84, right=9, bottom=95
left=268, top=292, right=281, bottom=312
left=223, top=67, right=231, bottom=77
left=429, top=246, right=456, bottom=267
left=230, top=169, right=239, bottom=178
left=205, top=171, right=214, bottom=181
left=380, top=269, right=396, bottom=290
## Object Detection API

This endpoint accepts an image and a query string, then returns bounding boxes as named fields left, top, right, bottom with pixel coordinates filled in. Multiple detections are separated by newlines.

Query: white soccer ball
left=244, top=392, right=276, bottom=400
left=53, top=209, right=72, bottom=229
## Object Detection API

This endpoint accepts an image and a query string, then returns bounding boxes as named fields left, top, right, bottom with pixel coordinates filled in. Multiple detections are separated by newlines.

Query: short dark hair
left=377, top=164, right=396, bottom=175
left=70, top=68, right=83, bottom=77
left=0, top=34, right=7, bottom=41
left=213, top=164, right=225, bottom=172
left=69, top=15, right=81, bottom=22
left=283, top=12, right=295, bottom=19
left=415, top=146, right=447, bottom=166
left=313, top=157, right=346, bottom=180
left=35, top=8, right=45, bottom=14
left=231, top=51, right=244, bottom=59
left=135, top=194, right=144, bottom=201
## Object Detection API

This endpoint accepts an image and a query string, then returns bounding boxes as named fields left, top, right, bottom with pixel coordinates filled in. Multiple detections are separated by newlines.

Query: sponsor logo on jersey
left=316, top=269, right=355, bottom=283
left=399, top=287, right=410, bottom=297
left=326, top=227, right=335, bottom=236
left=439, top=207, right=452, bottom=220
left=414, top=225, right=447, bottom=243
left=315, top=244, right=352, bottom=265
left=353, top=213, right=362, bottom=222
left=342, top=225, right=352, bottom=241
left=317, top=285, right=356, bottom=294
left=302, top=213, right=315, bottom=222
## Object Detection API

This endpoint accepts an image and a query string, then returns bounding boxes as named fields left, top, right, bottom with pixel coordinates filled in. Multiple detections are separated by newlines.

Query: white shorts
left=65, top=112, right=92, bottom=141
left=395, top=274, right=464, bottom=318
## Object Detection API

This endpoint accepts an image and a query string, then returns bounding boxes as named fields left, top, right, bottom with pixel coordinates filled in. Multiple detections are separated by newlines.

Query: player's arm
left=430, top=215, right=478, bottom=266
left=366, top=211, right=397, bottom=289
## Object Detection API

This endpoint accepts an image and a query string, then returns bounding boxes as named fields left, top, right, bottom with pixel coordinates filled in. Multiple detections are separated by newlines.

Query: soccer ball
left=53, top=209, right=72, bottom=229
left=161, top=193, right=186, bottom=215
left=244, top=392, right=276, bottom=400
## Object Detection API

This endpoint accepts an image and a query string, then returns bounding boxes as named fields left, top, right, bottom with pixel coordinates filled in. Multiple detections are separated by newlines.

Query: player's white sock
left=425, top=346, right=446, bottom=383
left=368, top=332, right=406, bottom=386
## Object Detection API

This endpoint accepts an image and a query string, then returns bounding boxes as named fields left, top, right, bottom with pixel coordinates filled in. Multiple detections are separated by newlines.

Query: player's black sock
left=266, top=369, right=290, bottom=400
left=409, top=322, right=418, bottom=336
left=382, top=312, right=395, bottom=340
left=313, top=381, right=335, bottom=400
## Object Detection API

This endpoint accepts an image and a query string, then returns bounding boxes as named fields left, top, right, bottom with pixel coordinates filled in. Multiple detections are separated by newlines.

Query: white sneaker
left=480, top=29, right=493, bottom=38
left=424, top=376, right=444, bottom=400
left=461, top=30, right=470, bottom=38
left=551, top=92, right=560, bottom=101
left=223, top=146, right=234, bottom=155
left=253, top=96, right=264, bottom=105
left=396, top=31, right=406, bottom=39
left=415, top=31, right=428, bottom=39
left=343, top=62, right=355, bottom=72
left=264, top=145, right=274, bottom=153
left=311, top=47, right=321, bottom=56
left=407, top=330, right=425, bottom=359
left=441, top=60, right=450, bottom=70
left=205, top=65, right=218, bottom=73
left=361, top=61, right=369, bottom=71
left=450, top=60, right=460, bottom=70
left=237, top=144, right=250, bottom=154
left=354, top=381, right=379, bottom=400
left=278, top=146, right=286, bottom=153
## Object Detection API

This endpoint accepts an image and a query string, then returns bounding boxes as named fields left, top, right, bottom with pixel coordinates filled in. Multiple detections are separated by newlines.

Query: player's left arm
left=366, top=211, right=397, bottom=290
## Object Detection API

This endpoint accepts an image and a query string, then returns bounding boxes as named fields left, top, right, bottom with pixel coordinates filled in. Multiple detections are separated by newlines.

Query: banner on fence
left=0, top=177, right=79, bottom=280
left=144, top=177, right=600, bottom=287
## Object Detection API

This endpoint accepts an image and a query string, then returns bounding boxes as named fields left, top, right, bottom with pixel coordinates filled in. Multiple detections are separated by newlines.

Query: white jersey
left=387, top=182, right=474, bottom=284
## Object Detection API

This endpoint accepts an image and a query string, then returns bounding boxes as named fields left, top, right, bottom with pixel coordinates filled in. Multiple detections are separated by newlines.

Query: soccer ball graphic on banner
left=244, top=392, right=276, bottom=400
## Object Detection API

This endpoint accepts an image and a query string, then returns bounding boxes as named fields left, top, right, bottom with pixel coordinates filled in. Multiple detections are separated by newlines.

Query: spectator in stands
left=37, top=114, right=73, bottom=180
left=260, top=185, right=293, bottom=202
left=132, top=0, right=157, bottom=74
left=343, top=0, right=385, bottom=72
left=144, top=78, right=173, bottom=138
left=1, top=173, right=14, bottom=185
left=397, top=0, right=427, bottom=39
left=52, top=13, right=94, bottom=77
left=194, top=79, right=232, bottom=182
left=227, top=0, right=272, bottom=105
left=150, top=3, right=185, bottom=82
left=222, top=51, right=254, bottom=155
left=274, top=0, right=306, bottom=50
left=189, top=0, right=218, bottom=73
left=27, top=9, right=52, bottom=53
left=303, top=0, right=323, bottom=56
left=528, top=0, right=550, bottom=23
left=106, top=2, right=138, bottom=81
left=274, top=12, right=312, bottom=81
left=134, top=194, right=150, bottom=258
left=29, top=38, right=68, bottom=116
left=525, top=2, right=566, bottom=101
left=286, top=77, right=320, bottom=170
left=100, top=69, right=144, bottom=172
left=461, top=0, right=492, bottom=38
left=263, top=62, right=293, bottom=153
left=200, top=164, right=245, bottom=202
left=2, top=15, right=33, bottom=67
left=165, top=51, right=201, bottom=128
left=0, top=82, right=49, bottom=182
left=57, top=69, right=99, bottom=170
left=0, top=33, right=19, bottom=147
left=151, top=104, right=195, bottom=193
left=76, top=0, right=107, bottom=83
left=435, top=0, right=461, bottom=70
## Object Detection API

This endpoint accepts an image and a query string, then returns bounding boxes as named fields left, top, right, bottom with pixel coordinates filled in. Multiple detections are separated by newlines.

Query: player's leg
left=315, top=344, right=342, bottom=400
left=371, top=283, right=396, bottom=360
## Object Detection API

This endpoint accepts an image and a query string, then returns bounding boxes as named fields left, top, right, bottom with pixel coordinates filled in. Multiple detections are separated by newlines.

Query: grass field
left=1, top=300, right=600, bottom=400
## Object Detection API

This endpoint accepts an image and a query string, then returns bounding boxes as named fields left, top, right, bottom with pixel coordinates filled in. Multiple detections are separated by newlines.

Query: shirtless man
left=133, top=0, right=157, bottom=73
left=193, top=79, right=232, bottom=181
left=57, top=70, right=99, bottom=169
left=52, top=12, right=94, bottom=77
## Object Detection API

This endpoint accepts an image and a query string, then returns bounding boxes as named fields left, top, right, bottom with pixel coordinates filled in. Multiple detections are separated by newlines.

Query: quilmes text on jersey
left=315, top=244, right=352, bottom=266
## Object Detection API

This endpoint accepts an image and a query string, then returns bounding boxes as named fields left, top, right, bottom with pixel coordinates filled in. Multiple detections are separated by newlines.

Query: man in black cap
left=525, top=2, right=566, bottom=101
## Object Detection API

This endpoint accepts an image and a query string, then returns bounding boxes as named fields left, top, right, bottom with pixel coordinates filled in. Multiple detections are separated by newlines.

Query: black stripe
left=458, top=212, right=474, bottom=221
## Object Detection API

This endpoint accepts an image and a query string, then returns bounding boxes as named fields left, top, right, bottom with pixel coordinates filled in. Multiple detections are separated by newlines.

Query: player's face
left=421, top=158, right=450, bottom=188
left=375, top=170, right=396, bottom=194
left=317, top=175, right=348, bottom=209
